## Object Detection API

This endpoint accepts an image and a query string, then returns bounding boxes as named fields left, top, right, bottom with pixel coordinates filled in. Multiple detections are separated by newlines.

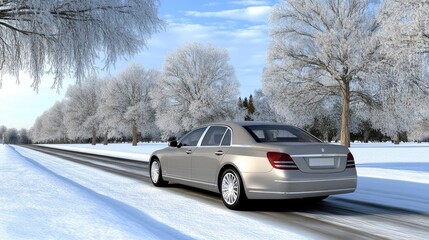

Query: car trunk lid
left=263, top=142, right=350, bottom=173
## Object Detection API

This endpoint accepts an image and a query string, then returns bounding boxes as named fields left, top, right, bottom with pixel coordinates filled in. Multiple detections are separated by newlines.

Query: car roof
left=208, top=121, right=294, bottom=127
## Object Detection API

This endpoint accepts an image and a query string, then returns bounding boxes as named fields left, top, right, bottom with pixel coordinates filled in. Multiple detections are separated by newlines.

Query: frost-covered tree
left=30, top=101, right=67, bottom=143
left=370, top=58, right=428, bottom=144
left=30, top=116, right=44, bottom=143
left=367, top=1, right=429, bottom=143
left=0, top=125, right=6, bottom=141
left=307, top=115, right=338, bottom=142
left=97, top=76, right=123, bottom=145
left=152, top=42, right=240, bottom=138
left=265, top=0, right=383, bottom=147
left=380, top=0, right=429, bottom=55
left=102, top=64, right=158, bottom=146
left=0, top=0, right=163, bottom=91
left=251, top=89, right=279, bottom=122
left=64, top=78, right=101, bottom=144
left=409, top=118, right=429, bottom=142
left=44, top=101, right=67, bottom=143
left=18, top=128, right=31, bottom=144
left=5, top=128, right=18, bottom=144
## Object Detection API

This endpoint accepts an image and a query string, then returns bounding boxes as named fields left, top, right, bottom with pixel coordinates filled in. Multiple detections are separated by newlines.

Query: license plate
left=309, top=158, right=335, bottom=167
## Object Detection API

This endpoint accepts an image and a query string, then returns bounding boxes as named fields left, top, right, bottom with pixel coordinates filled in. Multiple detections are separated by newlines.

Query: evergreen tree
left=239, top=95, right=256, bottom=121
left=243, top=97, right=249, bottom=109
left=248, top=95, right=255, bottom=115
left=238, top=97, right=243, bottom=108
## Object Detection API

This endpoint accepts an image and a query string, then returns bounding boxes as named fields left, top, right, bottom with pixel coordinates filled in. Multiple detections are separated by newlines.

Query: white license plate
left=309, top=158, right=335, bottom=167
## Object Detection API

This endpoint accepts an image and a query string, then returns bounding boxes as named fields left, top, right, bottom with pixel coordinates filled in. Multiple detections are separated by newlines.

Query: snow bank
left=0, top=145, right=189, bottom=239
left=38, top=143, right=168, bottom=162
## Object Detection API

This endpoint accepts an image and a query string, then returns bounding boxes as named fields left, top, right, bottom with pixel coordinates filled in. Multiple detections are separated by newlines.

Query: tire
left=220, top=168, right=247, bottom=210
left=150, top=158, right=167, bottom=186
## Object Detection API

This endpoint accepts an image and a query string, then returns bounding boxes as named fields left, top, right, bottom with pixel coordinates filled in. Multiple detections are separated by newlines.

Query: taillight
left=346, top=152, right=355, bottom=168
left=267, top=152, right=298, bottom=170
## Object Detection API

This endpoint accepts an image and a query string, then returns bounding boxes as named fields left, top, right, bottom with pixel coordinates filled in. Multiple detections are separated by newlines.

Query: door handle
left=186, top=150, right=193, bottom=154
left=215, top=150, right=224, bottom=156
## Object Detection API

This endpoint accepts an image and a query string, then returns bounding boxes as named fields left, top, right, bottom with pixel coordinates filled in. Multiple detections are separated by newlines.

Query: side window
left=253, top=130, right=265, bottom=141
left=180, top=127, right=207, bottom=146
left=201, top=126, right=227, bottom=146
left=221, top=129, right=231, bottom=146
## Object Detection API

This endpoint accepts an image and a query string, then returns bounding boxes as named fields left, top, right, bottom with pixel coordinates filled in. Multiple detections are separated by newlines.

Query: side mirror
left=169, top=140, right=178, bottom=148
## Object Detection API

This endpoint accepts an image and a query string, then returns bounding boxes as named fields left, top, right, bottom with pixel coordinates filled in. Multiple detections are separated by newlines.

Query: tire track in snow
left=21, top=144, right=429, bottom=240
left=9, top=145, right=191, bottom=239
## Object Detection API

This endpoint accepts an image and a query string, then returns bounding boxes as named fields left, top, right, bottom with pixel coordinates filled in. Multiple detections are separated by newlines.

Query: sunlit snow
left=1, top=142, right=429, bottom=239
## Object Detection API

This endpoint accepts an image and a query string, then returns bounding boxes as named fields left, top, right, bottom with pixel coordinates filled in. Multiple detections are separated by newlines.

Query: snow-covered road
left=2, top=143, right=429, bottom=239
left=1, top=145, right=310, bottom=239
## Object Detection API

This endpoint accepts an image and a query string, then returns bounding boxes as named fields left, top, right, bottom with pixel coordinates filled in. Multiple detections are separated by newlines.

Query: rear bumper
left=242, top=169, right=357, bottom=199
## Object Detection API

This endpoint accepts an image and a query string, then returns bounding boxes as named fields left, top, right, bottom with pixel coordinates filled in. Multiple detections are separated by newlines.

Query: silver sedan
left=149, top=122, right=357, bottom=210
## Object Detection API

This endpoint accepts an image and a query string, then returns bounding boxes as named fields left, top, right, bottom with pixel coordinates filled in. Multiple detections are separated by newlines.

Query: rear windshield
left=243, top=125, right=320, bottom=143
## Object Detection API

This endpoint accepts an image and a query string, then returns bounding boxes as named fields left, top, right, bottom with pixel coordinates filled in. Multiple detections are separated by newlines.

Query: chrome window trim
left=220, top=127, right=232, bottom=147
left=197, top=126, right=211, bottom=147
left=219, top=128, right=228, bottom=146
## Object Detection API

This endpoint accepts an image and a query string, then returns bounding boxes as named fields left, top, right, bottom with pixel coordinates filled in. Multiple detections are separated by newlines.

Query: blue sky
left=0, top=0, right=276, bottom=130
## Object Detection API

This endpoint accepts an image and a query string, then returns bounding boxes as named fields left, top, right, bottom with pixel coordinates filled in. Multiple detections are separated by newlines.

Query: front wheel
left=150, top=158, right=167, bottom=186
left=220, top=168, right=247, bottom=210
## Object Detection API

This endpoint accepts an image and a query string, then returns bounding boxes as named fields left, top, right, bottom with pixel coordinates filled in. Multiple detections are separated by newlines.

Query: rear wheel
left=220, top=168, right=247, bottom=210
left=150, top=158, right=167, bottom=186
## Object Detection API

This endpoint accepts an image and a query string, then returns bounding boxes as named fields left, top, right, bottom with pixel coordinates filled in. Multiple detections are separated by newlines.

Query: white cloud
left=203, top=2, right=219, bottom=7
left=186, top=6, right=271, bottom=23
left=129, top=21, right=270, bottom=96
left=229, top=0, right=270, bottom=6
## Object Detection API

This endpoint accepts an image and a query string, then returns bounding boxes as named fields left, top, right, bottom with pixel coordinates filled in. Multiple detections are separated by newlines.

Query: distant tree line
left=31, top=0, right=429, bottom=149
left=0, top=126, right=31, bottom=144
left=238, top=94, right=409, bottom=144
left=7, top=0, right=429, bottom=147
left=30, top=43, right=240, bottom=146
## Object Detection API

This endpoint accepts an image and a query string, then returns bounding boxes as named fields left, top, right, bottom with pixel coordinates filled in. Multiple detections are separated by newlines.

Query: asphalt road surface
left=23, top=145, right=429, bottom=240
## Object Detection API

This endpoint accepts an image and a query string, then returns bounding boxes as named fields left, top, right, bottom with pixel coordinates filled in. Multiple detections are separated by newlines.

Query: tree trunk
left=132, top=125, right=137, bottom=146
left=363, top=130, right=369, bottom=143
left=394, top=131, right=400, bottom=144
left=92, top=129, right=96, bottom=145
left=340, top=81, right=351, bottom=147
left=103, top=131, right=109, bottom=145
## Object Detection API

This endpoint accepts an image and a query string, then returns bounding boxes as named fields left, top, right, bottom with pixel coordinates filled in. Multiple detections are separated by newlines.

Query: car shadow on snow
left=160, top=178, right=429, bottom=218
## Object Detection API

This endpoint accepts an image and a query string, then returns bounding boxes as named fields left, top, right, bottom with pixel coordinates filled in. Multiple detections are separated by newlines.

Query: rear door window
left=221, top=129, right=231, bottom=146
left=201, top=126, right=227, bottom=146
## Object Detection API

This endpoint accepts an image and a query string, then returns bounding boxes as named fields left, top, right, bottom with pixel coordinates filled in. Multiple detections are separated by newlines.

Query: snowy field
left=1, top=142, right=429, bottom=239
